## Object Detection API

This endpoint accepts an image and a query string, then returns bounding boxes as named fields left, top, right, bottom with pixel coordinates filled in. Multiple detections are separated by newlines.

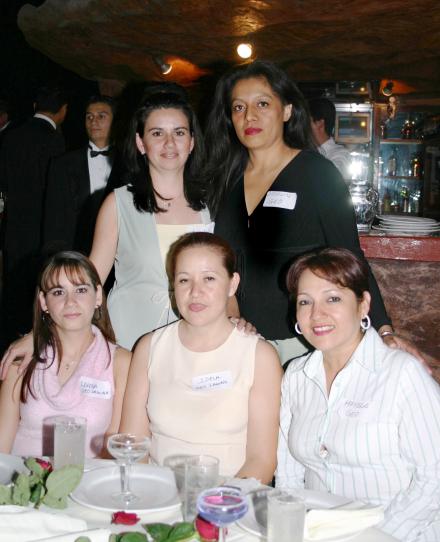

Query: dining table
left=0, top=456, right=398, bottom=542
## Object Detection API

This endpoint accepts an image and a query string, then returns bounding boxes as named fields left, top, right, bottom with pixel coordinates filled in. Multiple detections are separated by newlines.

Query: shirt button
left=319, top=445, right=329, bottom=459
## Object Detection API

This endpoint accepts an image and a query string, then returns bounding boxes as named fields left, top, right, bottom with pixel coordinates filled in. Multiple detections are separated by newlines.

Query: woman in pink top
left=0, top=251, right=131, bottom=457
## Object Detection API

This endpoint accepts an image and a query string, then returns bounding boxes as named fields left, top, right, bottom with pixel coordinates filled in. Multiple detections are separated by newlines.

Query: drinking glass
left=197, top=486, right=248, bottom=542
left=53, top=416, right=87, bottom=470
left=107, top=433, right=151, bottom=504
left=164, top=454, right=219, bottom=521
left=267, top=490, right=306, bottom=542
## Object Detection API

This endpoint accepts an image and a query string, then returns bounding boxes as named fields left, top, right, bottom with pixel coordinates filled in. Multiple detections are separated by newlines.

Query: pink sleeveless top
left=12, top=326, right=116, bottom=458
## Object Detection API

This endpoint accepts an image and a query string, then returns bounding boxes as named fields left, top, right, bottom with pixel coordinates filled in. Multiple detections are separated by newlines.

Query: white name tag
left=192, top=371, right=232, bottom=391
left=263, top=191, right=297, bottom=210
left=340, top=398, right=375, bottom=421
left=190, top=222, right=215, bottom=234
left=80, top=377, right=111, bottom=399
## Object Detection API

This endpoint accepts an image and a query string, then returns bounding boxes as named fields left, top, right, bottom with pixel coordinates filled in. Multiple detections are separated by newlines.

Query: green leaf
left=118, top=534, right=147, bottom=542
left=12, top=473, right=31, bottom=506
left=25, top=457, right=45, bottom=480
left=74, top=538, right=92, bottom=542
left=42, top=493, right=67, bottom=509
left=30, top=482, right=44, bottom=504
left=144, top=523, right=173, bottom=542
left=0, top=484, right=12, bottom=504
left=45, top=465, right=83, bottom=499
left=167, top=523, right=196, bottom=542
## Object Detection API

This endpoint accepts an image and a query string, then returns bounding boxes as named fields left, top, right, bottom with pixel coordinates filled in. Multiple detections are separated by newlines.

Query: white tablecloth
left=1, top=457, right=398, bottom=542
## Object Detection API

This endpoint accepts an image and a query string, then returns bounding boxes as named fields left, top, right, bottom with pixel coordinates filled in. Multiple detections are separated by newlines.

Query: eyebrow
left=147, top=126, right=189, bottom=131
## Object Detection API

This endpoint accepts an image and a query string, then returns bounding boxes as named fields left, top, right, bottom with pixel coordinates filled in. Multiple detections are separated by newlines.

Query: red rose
left=35, top=458, right=53, bottom=472
left=195, top=515, right=221, bottom=541
left=111, top=511, right=140, bottom=525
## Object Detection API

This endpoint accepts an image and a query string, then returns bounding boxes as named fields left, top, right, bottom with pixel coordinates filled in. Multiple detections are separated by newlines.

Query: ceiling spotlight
left=236, top=43, right=253, bottom=59
left=154, top=57, right=172, bottom=75
left=382, top=81, right=394, bottom=97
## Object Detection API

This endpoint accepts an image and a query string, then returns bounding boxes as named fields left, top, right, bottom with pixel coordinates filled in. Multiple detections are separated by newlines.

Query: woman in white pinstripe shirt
left=277, top=247, right=440, bottom=542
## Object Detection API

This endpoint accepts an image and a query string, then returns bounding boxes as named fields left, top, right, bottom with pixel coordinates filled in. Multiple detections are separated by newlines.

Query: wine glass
left=197, top=486, right=249, bottom=542
left=106, top=433, right=151, bottom=505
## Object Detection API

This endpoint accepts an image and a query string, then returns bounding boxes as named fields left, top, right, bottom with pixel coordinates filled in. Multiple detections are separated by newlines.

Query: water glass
left=164, top=454, right=219, bottom=521
left=267, top=490, right=306, bottom=542
left=53, top=416, right=87, bottom=470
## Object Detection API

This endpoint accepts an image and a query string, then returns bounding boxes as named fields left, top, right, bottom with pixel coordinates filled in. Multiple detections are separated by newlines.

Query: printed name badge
left=80, top=377, right=111, bottom=399
left=263, top=191, right=297, bottom=210
left=339, top=398, right=376, bottom=421
left=190, top=222, right=215, bottom=234
left=192, top=371, right=233, bottom=391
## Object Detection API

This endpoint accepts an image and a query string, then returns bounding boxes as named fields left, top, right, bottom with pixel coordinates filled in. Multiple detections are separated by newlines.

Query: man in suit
left=0, top=99, right=16, bottom=150
left=43, top=95, right=116, bottom=255
left=0, top=86, right=68, bottom=346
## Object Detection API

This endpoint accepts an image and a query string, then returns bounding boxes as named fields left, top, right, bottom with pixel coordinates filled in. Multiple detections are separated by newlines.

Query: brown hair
left=20, top=251, right=115, bottom=402
left=286, top=247, right=369, bottom=302
left=166, top=232, right=236, bottom=286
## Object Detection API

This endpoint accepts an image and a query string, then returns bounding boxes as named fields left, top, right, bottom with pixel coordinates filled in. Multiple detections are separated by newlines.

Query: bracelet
left=380, top=330, right=395, bottom=338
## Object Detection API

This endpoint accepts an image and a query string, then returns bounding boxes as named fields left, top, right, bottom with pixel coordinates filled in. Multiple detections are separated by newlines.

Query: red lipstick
left=244, top=127, right=262, bottom=136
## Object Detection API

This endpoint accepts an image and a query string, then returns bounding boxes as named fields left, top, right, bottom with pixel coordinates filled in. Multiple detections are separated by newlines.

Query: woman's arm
left=275, top=365, right=306, bottom=490
left=100, top=347, right=132, bottom=456
left=118, top=334, right=152, bottom=437
left=89, top=192, right=119, bottom=285
left=0, top=365, right=22, bottom=453
left=235, top=340, right=283, bottom=484
left=378, top=359, right=440, bottom=540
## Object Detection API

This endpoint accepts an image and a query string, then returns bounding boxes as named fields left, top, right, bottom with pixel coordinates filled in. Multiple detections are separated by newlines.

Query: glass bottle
left=382, top=189, right=391, bottom=213
left=410, top=154, right=422, bottom=178
left=400, top=186, right=410, bottom=213
left=387, top=147, right=398, bottom=176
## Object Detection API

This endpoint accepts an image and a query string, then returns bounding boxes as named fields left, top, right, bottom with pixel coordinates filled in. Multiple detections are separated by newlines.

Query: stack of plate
left=372, top=215, right=440, bottom=236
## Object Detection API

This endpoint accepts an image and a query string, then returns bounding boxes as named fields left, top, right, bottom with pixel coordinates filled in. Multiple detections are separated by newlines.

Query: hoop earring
left=94, top=305, right=102, bottom=320
left=360, top=315, right=371, bottom=331
left=294, top=322, right=302, bottom=335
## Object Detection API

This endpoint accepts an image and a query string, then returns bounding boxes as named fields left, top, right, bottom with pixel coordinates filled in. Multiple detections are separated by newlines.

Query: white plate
left=378, top=222, right=440, bottom=230
left=371, top=226, right=438, bottom=236
left=70, top=464, right=180, bottom=513
left=377, top=215, right=437, bottom=223
left=0, top=454, right=26, bottom=485
left=237, top=489, right=358, bottom=541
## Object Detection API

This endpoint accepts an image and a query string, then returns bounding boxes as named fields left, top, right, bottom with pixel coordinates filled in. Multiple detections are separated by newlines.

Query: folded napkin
left=29, top=528, right=112, bottom=542
left=0, top=505, right=87, bottom=542
left=305, top=504, right=384, bottom=541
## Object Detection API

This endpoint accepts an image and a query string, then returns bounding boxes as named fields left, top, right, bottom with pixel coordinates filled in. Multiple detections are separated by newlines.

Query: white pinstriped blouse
left=276, top=328, right=440, bottom=542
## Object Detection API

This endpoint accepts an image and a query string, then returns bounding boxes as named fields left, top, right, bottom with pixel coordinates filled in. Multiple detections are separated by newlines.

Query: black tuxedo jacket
left=43, top=146, right=113, bottom=255
left=0, top=116, right=65, bottom=263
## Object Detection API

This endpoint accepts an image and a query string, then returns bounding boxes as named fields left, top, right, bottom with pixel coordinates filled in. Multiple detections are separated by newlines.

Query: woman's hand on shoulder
left=379, top=326, right=432, bottom=373
left=0, top=333, right=34, bottom=380
left=230, top=317, right=258, bottom=335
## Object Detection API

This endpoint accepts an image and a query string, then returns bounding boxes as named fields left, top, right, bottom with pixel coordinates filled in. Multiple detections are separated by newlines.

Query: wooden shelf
left=379, top=175, right=423, bottom=180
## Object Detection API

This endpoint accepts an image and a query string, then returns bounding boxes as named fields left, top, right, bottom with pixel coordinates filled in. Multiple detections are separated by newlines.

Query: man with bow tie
left=43, top=95, right=116, bottom=255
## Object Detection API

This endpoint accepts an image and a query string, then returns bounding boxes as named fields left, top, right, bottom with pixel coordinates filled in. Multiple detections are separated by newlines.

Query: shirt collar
left=88, top=140, right=110, bottom=152
left=320, top=137, right=336, bottom=152
left=34, top=113, right=56, bottom=130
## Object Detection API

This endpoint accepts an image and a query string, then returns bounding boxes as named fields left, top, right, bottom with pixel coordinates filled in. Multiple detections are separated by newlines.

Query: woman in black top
left=205, top=60, right=418, bottom=363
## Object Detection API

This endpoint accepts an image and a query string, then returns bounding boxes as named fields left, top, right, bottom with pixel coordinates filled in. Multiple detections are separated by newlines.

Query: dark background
left=1, top=0, right=99, bottom=149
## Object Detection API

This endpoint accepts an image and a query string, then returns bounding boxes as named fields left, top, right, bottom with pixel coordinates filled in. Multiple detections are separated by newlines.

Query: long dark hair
left=124, top=88, right=207, bottom=213
left=20, top=252, right=115, bottom=402
left=205, top=60, right=316, bottom=215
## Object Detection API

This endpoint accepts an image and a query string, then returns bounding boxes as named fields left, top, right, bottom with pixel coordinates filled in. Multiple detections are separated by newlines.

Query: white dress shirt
left=277, top=327, right=440, bottom=542
left=34, top=113, right=56, bottom=130
left=87, top=141, right=112, bottom=193
left=319, top=137, right=352, bottom=181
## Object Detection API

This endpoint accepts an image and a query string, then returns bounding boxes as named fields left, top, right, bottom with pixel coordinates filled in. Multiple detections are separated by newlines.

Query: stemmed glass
left=107, top=433, right=151, bottom=504
left=197, top=486, right=249, bottom=542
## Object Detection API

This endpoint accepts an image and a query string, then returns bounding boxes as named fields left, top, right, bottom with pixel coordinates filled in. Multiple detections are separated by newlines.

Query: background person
left=89, top=88, right=213, bottom=350
left=43, top=95, right=117, bottom=255
left=0, top=86, right=68, bottom=348
left=119, top=232, right=282, bottom=483
left=308, top=97, right=352, bottom=182
left=205, top=60, right=398, bottom=365
left=277, top=247, right=440, bottom=542
left=0, top=251, right=130, bottom=457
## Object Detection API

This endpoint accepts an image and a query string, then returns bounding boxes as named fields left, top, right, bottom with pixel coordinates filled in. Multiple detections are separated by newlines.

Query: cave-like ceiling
left=18, top=0, right=440, bottom=95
